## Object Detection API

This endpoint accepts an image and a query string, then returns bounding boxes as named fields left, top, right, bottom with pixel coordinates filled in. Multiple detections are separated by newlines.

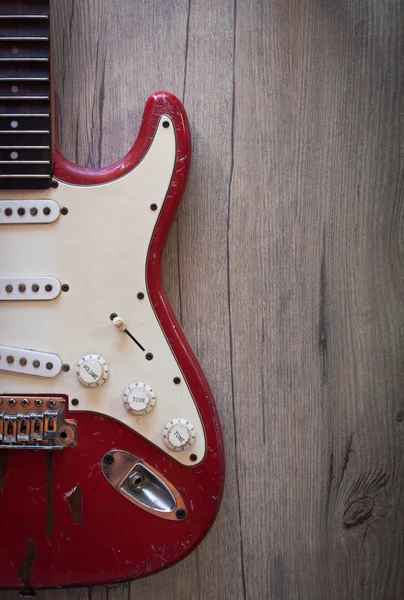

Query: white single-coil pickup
left=0, top=277, right=61, bottom=301
left=0, top=346, right=62, bottom=378
left=0, top=200, right=60, bottom=224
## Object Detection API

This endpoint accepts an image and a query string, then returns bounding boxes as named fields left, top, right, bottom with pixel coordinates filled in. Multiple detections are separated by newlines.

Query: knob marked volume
left=76, top=354, right=109, bottom=387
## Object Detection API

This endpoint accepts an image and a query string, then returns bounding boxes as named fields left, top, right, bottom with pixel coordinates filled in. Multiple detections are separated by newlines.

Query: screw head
left=21, top=398, right=30, bottom=408
left=0, top=398, right=3, bottom=406
left=62, top=363, right=70, bottom=372
left=103, top=453, right=114, bottom=465
left=173, top=377, right=181, bottom=384
left=60, top=207, right=68, bottom=215
left=145, top=352, right=154, bottom=361
left=109, top=312, right=118, bottom=321
left=176, top=508, right=187, bottom=520
left=51, top=180, right=59, bottom=188
left=163, top=120, right=170, bottom=128
left=34, top=399, right=43, bottom=407
left=61, top=284, right=70, bottom=292
left=137, top=292, right=145, bottom=300
left=8, top=398, right=16, bottom=407
left=150, top=203, right=158, bottom=211
left=71, top=398, right=79, bottom=406
left=48, top=399, right=57, bottom=408
left=190, top=453, right=197, bottom=462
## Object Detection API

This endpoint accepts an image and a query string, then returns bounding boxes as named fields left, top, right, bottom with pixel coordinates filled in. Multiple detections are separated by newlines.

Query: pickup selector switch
left=123, top=382, right=156, bottom=416
left=163, top=418, right=196, bottom=452
left=76, top=354, right=109, bottom=387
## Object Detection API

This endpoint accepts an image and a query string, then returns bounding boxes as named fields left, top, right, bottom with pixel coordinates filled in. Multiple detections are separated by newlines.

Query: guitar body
left=0, top=90, right=224, bottom=590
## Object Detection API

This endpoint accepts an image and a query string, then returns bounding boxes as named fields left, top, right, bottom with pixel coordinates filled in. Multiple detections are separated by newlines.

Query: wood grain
left=1, top=0, right=403, bottom=598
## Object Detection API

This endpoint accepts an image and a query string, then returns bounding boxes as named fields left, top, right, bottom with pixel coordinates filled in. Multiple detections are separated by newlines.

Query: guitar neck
left=0, top=0, right=52, bottom=189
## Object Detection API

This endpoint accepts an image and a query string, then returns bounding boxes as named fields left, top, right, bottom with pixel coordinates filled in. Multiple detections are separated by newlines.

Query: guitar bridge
left=0, top=396, right=77, bottom=449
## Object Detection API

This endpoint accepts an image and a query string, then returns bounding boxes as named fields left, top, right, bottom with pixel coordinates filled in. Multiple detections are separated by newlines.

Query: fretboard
left=0, top=0, right=52, bottom=189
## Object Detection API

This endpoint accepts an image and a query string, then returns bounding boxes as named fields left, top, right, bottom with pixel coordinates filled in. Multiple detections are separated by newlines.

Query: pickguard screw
left=61, top=284, right=70, bottom=292
left=51, top=180, right=59, bottom=188
left=163, top=121, right=170, bottom=128
left=8, top=399, right=16, bottom=407
left=62, top=364, right=70, bottom=372
left=137, top=292, right=145, bottom=300
left=176, top=508, right=187, bottom=520
left=173, top=377, right=181, bottom=384
left=71, top=398, right=79, bottom=406
left=150, top=203, right=158, bottom=211
left=48, top=399, right=57, bottom=408
left=190, top=454, right=197, bottom=462
left=103, top=454, right=114, bottom=465
left=34, top=399, right=43, bottom=407
left=145, top=352, right=153, bottom=361
left=110, top=313, right=118, bottom=321
left=21, top=399, right=30, bottom=408
left=60, top=207, right=68, bottom=215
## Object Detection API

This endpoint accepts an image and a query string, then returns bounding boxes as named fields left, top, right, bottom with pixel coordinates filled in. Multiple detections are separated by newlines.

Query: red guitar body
left=0, top=93, right=225, bottom=590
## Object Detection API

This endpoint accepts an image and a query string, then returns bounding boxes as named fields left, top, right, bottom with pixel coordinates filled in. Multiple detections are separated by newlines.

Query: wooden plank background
left=2, top=0, right=404, bottom=598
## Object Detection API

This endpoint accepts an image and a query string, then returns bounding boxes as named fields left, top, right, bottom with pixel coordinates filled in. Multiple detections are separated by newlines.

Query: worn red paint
left=1, top=92, right=225, bottom=590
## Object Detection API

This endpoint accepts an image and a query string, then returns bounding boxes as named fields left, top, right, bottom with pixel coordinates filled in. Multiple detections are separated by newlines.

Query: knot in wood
left=343, top=496, right=374, bottom=528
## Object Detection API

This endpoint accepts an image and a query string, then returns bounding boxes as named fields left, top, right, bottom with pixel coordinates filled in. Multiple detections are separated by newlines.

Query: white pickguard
left=0, top=116, right=205, bottom=466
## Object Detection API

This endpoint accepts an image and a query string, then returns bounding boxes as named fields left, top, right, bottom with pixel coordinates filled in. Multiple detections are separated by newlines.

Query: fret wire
left=0, top=37, right=49, bottom=41
left=0, top=175, right=50, bottom=179
left=0, top=146, right=50, bottom=149
left=0, top=130, right=50, bottom=133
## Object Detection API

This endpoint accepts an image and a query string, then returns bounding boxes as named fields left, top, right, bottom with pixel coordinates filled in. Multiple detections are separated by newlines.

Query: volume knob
left=76, top=354, right=109, bottom=387
left=163, top=418, right=196, bottom=452
left=123, top=382, right=156, bottom=415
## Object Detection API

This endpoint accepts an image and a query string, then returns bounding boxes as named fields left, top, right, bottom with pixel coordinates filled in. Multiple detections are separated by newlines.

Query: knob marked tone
left=163, top=418, right=196, bottom=452
left=123, top=382, right=156, bottom=415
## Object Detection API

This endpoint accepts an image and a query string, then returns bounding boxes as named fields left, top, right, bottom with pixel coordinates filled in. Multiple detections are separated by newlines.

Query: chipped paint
left=46, top=453, right=55, bottom=539
left=0, top=451, right=8, bottom=493
left=17, top=539, right=37, bottom=589
left=65, top=485, right=83, bottom=525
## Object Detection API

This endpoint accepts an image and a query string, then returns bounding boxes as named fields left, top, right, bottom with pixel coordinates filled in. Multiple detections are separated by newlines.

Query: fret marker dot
left=10, top=121, right=18, bottom=129
left=10, top=151, right=18, bottom=160
left=11, top=47, right=19, bottom=55
left=11, top=86, right=19, bottom=94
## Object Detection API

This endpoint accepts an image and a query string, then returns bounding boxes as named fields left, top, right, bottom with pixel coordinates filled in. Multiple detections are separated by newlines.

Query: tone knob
left=163, top=418, right=196, bottom=452
left=123, top=382, right=156, bottom=415
left=76, top=354, right=109, bottom=387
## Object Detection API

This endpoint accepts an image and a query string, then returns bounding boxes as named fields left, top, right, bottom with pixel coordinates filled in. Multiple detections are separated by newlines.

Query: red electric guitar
left=0, top=0, right=224, bottom=591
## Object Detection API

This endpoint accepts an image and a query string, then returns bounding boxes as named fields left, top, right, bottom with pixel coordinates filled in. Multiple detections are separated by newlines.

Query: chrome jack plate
left=101, top=450, right=187, bottom=521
